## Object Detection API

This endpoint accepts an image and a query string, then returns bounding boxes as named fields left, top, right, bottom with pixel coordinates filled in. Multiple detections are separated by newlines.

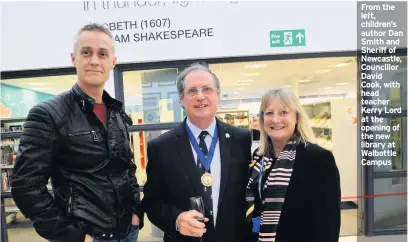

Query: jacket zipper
left=68, top=130, right=99, bottom=141
left=68, top=183, right=73, bottom=213
left=91, top=131, right=99, bottom=141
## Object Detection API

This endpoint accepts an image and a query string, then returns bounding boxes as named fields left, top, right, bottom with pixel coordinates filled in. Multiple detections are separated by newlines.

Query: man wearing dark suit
left=142, top=63, right=252, bottom=242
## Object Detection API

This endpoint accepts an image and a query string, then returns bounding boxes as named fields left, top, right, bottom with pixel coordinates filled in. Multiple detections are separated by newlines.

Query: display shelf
left=5, top=213, right=17, bottom=224
left=5, top=207, right=19, bottom=213
left=303, top=101, right=333, bottom=151
left=1, top=144, right=18, bottom=147
left=1, top=140, right=20, bottom=145
left=0, top=127, right=19, bottom=227
left=303, top=99, right=358, bottom=202
left=1, top=117, right=24, bottom=136
left=310, top=124, right=332, bottom=129
left=0, top=117, right=26, bottom=123
left=1, top=132, right=22, bottom=140
left=216, top=110, right=250, bottom=129
left=1, top=137, right=18, bottom=168
left=1, top=185, right=53, bottom=195
left=0, top=165, right=14, bottom=169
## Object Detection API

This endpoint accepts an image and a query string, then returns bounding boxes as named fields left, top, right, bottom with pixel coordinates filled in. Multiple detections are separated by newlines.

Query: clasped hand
left=176, top=210, right=209, bottom=237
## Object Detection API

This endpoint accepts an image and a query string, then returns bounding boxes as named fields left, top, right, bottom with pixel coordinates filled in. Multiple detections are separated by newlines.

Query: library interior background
left=1, top=55, right=407, bottom=241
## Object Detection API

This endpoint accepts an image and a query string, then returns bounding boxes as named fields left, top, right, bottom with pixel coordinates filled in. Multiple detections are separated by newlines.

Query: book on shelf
left=1, top=169, right=13, bottom=192
left=1, top=140, right=17, bottom=166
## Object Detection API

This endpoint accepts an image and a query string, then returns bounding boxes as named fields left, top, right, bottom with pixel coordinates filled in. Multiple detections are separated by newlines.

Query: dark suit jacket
left=143, top=118, right=252, bottom=242
left=248, top=142, right=341, bottom=242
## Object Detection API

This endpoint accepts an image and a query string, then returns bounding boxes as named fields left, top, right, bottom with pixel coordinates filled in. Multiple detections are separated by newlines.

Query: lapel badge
left=225, top=133, right=230, bottom=138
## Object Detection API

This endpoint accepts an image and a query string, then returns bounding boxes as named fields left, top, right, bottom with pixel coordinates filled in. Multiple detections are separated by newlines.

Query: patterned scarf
left=245, top=137, right=299, bottom=242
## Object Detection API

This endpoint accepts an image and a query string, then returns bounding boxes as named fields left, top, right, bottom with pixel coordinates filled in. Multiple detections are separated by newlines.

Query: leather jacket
left=11, top=84, right=143, bottom=242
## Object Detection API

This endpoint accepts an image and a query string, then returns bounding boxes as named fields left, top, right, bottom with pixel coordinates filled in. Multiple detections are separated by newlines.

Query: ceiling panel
left=209, top=56, right=357, bottom=99
left=1, top=75, right=77, bottom=95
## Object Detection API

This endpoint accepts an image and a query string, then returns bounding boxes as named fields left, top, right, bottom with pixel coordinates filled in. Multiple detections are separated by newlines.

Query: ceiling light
left=240, top=73, right=260, bottom=77
left=283, top=85, right=291, bottom=88
left=233, top=92, right=239, bottom=95
left=335, top=82, right=349, bottom=86
left=244, top=63, right=268, bottom=69
left=298, top=79, right=311, bottom=83
left=31, top=87, right=51, bottom=91
left=332, top=63, right=351, bottom=68
left=27, top=82, right=49, bottom=86
left=318, top=87, right=333, bottom=90
left=238, top=83, right=251, bottom=86
left=329, top=60, right=353, bottom=68
left=237, top=79, right=253, bottom=84
left=316, top=69, right=331, bottom=74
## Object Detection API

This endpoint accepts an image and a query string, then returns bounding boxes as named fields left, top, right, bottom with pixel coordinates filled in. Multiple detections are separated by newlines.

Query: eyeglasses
left=185, top=86, right=218, bottom=98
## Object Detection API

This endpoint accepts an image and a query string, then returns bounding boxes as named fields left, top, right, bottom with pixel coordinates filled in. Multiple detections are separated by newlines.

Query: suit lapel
left=217, top=120, right=231, bottom=208
left=175, top=121, right=212, bottom=214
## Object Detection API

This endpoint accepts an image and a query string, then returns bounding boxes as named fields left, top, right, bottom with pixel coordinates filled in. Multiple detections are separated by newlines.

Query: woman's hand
left=84, top=234, right=93, bottom=242
left=132, top=214, right=140, bottom=226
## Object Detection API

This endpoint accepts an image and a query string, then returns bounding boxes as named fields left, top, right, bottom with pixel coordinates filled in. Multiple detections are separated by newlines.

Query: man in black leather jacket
left=11, top=23, right=143, bottom=242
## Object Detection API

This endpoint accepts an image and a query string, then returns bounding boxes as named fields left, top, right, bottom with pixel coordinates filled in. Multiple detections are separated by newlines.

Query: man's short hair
left=73, top=23, right=115, bottom=53
left=176, top=63, right=221, bottom=100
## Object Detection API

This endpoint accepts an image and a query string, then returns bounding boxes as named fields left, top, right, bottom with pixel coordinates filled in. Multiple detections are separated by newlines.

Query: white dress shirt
left=186, top=117, right=221, bottom=227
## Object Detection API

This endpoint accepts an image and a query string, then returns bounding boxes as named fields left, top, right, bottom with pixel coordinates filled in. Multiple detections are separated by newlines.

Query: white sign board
left=1, top=1, right=357, bottom=71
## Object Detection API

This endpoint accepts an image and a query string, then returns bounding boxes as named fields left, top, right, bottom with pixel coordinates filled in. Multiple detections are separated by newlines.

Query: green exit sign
left=270, top=29, right=306, bottom=47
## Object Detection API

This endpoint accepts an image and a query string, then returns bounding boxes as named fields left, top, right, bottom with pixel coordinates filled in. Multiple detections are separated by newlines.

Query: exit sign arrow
left=296, top=32, right=304, bottom=44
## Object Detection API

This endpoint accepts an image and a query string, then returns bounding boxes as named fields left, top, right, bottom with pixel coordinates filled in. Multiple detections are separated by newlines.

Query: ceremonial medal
left=185, top=124, right=218, bottom=188
left=201, top=172, right=213, bottom=187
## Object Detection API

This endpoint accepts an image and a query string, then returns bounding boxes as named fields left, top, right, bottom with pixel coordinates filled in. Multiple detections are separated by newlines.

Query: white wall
left=105, top=71, right=116, bottom=98
left=331, top=98, right=358, bottom=201
left=1, top=1, right=357, bottom=71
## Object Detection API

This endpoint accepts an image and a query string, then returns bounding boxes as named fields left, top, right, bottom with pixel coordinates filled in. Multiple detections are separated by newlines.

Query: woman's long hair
left=258, top=88, right=315, bottom=156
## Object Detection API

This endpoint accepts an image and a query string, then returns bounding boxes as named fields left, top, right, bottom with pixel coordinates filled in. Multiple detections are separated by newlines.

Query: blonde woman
left=245, top=88, right=341, bottom=242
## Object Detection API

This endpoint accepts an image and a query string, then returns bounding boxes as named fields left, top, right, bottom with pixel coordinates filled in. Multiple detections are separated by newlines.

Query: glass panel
left=209, top=57, right=358, bottom=151
left=129, top=129, right=169, bottom=185
left=122, top=58, right=361, bottom=238
left=391, top=117, right=405, bottom=170
left=1, top=75, right=77, bottom=187
left=371, top=56, right=407, bottom=172
left=371, top=56, right=407, bottom=111
left=0, top=75, right=77, bottom=120
left=123, top=69, right=183, bottom=125
left=372, top=117, right=406, bottom=172
left=389, top=57, right=407, bottom=110
left=123, top=57, right=360, bottom=206
left=1, top=75, right=78, bottom=236
left=374, top=177, right=407, bottom=231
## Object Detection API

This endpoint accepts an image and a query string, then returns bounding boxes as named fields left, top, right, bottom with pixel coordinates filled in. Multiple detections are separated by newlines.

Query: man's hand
left=132, top=214, right=140, bottom=226
left=176, top=210, right=209, bottom=237
left=84, top=234, right=93, bottom=242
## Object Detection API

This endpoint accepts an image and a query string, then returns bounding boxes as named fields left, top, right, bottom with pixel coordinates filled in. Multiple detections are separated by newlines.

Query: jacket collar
left=71, top=83, right=132, bottom=125
left=71, top=83, right=123, bottom=112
